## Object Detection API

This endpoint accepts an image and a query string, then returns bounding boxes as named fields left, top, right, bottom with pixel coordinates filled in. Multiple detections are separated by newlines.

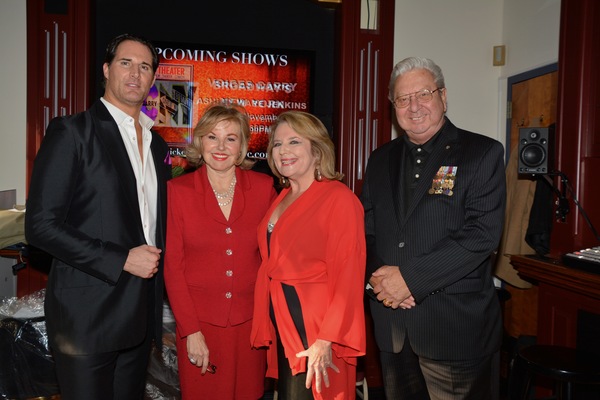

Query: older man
left=361, top=57, right=506, bottom=400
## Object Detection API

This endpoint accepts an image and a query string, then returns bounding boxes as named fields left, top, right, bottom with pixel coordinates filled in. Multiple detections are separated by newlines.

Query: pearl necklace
left=212, top=175, right=236, bottom=207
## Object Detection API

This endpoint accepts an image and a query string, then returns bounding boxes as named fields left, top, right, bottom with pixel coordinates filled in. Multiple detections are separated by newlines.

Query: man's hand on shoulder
left=124, top=245, right=161, bottom=278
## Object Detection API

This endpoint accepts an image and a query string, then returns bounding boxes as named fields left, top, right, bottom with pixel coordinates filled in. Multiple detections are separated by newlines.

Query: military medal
left=429, top=166, right=457, bottom=195
left=444, top=167, right=456, bottom=196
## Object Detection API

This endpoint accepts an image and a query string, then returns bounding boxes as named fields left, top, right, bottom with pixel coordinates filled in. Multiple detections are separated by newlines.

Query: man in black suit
left=25, top=34, right=171, bottom=400
left=361, top=57, right=506, bottom=399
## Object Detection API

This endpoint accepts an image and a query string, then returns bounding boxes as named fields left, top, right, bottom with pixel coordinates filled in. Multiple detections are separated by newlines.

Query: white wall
left=497, top=0, right=561, bottom=146
left=393, top=0, right=561, bottom=148
left=501, top=0, right=561, bottom=78
left=0, top=0, right=27, bottom=205
left=0, top=0, right=563, bottom=205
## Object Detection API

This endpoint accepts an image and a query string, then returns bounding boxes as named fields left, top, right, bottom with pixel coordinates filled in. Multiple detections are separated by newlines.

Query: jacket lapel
left=387, top=139, right=405, bottom=223
left=226, top=169, right=246, bottom=225
left=151, top=132, right=169, bottom=246
left=195, top=167, right=230, bottom=225
left=90, top=101, right=144, bottom=230
left=195, top=167, right=248, bottom=225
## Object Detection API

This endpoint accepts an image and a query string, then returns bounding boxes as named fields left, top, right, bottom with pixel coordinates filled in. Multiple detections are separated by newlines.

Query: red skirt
left=176, top=319, right=266, bottom=400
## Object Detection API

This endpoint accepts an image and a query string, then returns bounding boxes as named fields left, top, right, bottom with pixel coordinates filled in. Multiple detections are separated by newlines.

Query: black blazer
left=25, top=100, right=171, bottom=355
left=361, top=118, right=506, bottom=360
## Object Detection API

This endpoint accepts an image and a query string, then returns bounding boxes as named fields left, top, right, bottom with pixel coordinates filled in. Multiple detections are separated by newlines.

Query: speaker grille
left=520, top=143, right=546, bottom=167
left=518, top=127, right=553, bottom=174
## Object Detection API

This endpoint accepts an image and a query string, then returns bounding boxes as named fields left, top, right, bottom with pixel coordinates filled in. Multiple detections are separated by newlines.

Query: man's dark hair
left=104, top=33, right=159, bottom=73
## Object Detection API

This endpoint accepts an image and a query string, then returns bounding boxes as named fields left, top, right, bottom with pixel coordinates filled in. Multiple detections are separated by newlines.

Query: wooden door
left=508, top=69, right=558, bottom=154
left=552, top=0, right=600, bottom=254
left=22, top=0, right=92, bottom=297
left=502, top=67, right=558, bottom=338
left=499, top=69, right=559, bottom=397
left=335, top=0, right=395, bottom=195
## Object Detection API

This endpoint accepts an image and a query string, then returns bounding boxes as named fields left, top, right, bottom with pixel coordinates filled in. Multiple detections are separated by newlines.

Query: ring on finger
left=189, top=358, right=196, bottom=364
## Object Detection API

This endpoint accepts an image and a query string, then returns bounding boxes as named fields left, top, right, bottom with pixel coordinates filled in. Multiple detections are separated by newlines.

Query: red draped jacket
left=251, top=179, right=366, bottom=377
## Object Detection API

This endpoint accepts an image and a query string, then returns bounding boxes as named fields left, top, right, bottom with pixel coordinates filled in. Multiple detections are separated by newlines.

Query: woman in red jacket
left=165, top=103, right=277, bottom=399
left=251, top=111, right=366, bottom=399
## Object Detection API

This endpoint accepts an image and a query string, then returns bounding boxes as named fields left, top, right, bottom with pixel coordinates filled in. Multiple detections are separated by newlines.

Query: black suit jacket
left=360, top=119, right=506, bottom=360
left=25, top=100, right=171, bottom=355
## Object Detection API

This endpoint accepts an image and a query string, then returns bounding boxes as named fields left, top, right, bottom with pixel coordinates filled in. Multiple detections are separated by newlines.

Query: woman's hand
left=186, top=331, right=211, bottom=374
left=296, top=339, right=340, bottom=393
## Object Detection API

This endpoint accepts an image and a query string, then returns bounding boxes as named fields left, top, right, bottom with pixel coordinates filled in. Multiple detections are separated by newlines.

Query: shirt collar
left=100, top=97, right=155, bottom=130
left=402, top=118, right=447, bottom=153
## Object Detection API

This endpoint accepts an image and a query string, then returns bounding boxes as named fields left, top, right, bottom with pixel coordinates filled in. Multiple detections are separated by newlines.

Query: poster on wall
left=142, top=41, right=313, bottom=175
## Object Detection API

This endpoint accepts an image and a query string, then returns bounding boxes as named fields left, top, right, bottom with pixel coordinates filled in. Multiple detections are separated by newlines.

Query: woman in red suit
left=165, top=103, right=277, bottom=399
left=251, top=111, right=366, bottom=399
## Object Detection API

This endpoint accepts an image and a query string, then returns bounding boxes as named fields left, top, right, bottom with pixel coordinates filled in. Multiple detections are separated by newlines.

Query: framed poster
left=142, top=41, right=313, bottom=173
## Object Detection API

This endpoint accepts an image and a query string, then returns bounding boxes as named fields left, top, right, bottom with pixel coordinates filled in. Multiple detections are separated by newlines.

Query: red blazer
left=251, top=180, right=367, bottom=377
left=165, top=167, right=276, bottom=338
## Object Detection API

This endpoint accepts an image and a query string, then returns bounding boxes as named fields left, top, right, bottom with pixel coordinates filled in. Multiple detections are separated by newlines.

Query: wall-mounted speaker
left=518, top=126, right=554, bottom=174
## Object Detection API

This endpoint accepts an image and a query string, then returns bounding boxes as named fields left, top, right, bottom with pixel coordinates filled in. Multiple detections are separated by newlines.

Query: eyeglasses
left=392, top=88, right=443, bottom=108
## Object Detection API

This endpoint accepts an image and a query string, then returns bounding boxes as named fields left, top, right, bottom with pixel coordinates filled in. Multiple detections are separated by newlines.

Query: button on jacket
left=165, top=167, right=277, bottom=337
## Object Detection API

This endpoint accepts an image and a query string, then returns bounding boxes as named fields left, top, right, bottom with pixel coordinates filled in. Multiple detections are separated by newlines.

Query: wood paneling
left=512, top=255, right=600, bottom=400
left=23, top=0, right=92, bottom=296
left=334, top=0, right=395, bottom=194
left=26, top=0, right=92, bottom=194
left=503, top=284, right=538, bottom=338
left=509, top=71, right=558, bottom=153
left=551, top=0, right=600, bottom=254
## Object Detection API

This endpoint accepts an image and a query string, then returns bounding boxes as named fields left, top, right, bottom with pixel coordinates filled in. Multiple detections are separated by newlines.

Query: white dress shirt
left=101, top=97, right=158, bottom=246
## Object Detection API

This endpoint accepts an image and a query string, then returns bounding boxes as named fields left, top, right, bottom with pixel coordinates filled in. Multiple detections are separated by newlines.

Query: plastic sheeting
left=0, top=290, right=181, bottom=399
left=145, top=303, right=181, bottom=399
left=0, top=290, right=59, bottom=399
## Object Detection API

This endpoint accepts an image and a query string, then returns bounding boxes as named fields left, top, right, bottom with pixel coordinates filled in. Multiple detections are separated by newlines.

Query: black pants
left=380, top=336, right=498, bottom=400
left=272, top=283, right=313, bottom=400
left=52, top=334, right=152, bottom=400
left=276, top=336, right=314, bottom=400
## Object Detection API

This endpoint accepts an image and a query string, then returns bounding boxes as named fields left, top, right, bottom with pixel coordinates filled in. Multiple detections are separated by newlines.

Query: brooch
left=429, top=166, right=457, bottom=196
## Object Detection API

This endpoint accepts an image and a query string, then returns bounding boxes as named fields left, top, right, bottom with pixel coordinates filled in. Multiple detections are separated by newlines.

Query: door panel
left=501, top=70, right=558, bottom=339
left=510, top=71, right=558, bottom=153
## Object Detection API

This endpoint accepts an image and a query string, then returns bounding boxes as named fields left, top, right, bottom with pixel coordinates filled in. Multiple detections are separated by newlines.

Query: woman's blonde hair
left=186, top=102, right=254, bottom=170
left=267, top=111, right=343, bottom=187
